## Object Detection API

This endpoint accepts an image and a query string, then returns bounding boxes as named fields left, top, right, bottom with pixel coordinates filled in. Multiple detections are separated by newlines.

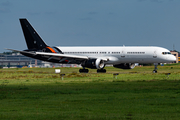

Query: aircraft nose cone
left=169, top=55, right=176, bottom=62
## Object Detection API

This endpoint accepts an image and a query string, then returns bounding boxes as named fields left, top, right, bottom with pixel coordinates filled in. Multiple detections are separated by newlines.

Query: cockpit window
left=162, top=52, right=171, bottom=55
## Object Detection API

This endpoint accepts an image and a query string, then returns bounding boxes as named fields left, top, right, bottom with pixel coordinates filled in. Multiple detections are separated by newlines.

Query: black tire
left=97, top=69, right=106, bottom=73
left=79, top=69, right=89, bottom=73
left=153, top=70, right=157, bottom=73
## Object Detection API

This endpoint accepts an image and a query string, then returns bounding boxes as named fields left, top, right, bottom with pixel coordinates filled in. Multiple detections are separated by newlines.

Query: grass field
left=0, top=64, right=180, bottom=119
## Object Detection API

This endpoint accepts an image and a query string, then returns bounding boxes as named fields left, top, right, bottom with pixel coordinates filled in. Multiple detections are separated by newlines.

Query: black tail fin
left=20, top=19, right=47, bottom=50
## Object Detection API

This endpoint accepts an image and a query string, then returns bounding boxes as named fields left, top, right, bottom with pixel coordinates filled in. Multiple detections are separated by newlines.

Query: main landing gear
left=97, top=69, right=106, bottom=73
left=153, top=63, right=158, bottom=73
left=79, top=68, right=106, bottom=73
left=79, top=68, right=89, bottom=73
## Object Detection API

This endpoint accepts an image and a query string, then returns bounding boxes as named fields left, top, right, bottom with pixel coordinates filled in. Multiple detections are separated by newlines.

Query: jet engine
left=113, top=63, right=135, bottom=69
left=82, top=59, right=105, bottom=69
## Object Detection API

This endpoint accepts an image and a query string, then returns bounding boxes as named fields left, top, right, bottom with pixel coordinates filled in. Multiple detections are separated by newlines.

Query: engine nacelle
left=113, top=63, right=135, bottom=69
left=82, top=59, right=105, bottom=69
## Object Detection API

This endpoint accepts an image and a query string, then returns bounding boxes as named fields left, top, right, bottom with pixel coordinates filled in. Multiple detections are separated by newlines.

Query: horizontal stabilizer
left=5, top=48, right=36, bottom=55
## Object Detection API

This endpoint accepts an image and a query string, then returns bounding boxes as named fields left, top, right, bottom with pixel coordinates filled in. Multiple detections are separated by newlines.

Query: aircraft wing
left=6, top=49, right=89, bottom=64
left=36, top=52, right=90, bottom=64
left=35, top=52, right=88, bottom=59
left=35, top=52, right=110, bottom=64
left=6, top=49, right=109, bottom=64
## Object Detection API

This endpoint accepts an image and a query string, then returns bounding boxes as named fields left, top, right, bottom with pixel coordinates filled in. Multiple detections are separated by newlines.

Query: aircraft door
left=121, top=48, right=126, bottom=58
left=153, top=50, right=157, bottom=58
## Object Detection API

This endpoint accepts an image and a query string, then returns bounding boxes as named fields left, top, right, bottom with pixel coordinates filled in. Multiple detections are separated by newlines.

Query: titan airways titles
left=7, top=19, right=176, bottom=73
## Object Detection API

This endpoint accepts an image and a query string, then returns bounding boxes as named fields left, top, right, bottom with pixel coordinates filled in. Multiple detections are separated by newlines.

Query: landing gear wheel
left=79, top=69, right=89, bottom=73
left=153, top=63, right=158, bottom=73
left=97, top=69, right=106, bottom=73
left=153, top=70, right=157, bottom=73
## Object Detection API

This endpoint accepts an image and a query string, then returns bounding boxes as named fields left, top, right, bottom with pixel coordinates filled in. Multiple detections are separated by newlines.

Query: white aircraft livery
left=7, top=19, right=176, bottom=73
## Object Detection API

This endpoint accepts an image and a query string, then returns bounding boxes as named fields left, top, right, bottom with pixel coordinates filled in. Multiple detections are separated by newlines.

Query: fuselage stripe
left=47, top=47, right=56, bottom=53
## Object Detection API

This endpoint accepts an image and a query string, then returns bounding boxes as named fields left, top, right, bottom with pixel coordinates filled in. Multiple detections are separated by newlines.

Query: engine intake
left=82, top=59, right=105, bottom=69
left=113, top=63, right=135, bottom=69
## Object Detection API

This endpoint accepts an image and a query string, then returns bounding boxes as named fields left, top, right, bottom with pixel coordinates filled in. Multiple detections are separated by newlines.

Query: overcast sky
left=1, top=0, right=180, bottom=53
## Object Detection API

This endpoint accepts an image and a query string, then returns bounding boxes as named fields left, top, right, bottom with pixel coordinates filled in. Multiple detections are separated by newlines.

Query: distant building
left=0, top=53, right=42, bottom=68
left=0, top=53, right=81, bottom=68
left=170, top=51, right=178, bottom=63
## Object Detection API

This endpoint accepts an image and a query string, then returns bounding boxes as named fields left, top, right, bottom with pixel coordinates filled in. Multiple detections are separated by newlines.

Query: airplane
left=7, top=18, right=176, bottom=73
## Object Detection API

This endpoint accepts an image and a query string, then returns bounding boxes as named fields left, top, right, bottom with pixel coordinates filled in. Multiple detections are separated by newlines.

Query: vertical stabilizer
left=20, top=19, right=47, bottom=50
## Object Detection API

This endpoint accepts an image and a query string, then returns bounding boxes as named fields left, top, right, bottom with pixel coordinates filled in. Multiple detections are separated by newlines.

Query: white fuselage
left=57, top=46, right=176, bottom=65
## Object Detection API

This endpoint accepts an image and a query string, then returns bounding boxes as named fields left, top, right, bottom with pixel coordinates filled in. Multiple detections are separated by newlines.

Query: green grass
left=0, top=64, right=180, bottom=119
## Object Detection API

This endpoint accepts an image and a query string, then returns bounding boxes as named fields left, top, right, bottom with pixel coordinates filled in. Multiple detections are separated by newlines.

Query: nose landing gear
left=153, top=63, right=158, bottom=73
